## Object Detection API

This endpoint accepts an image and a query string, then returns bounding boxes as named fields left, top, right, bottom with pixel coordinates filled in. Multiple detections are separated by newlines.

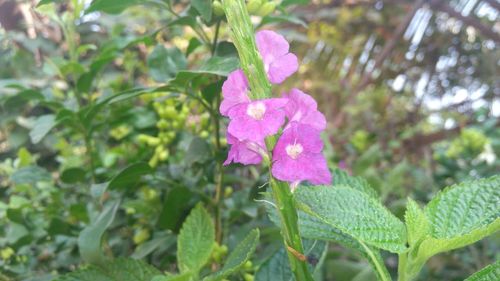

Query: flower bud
left=213, top=1, right=225, bottom=17
left=256, top=2, right=276, bottom=17
left=246, top=0, right=262, bottom=14
left=224, top=186, right=233, bottom=197
left=133, top=228, right=150, bottom=245
left=147, top=137, right=161, bottom=146
left=243, top=273, right=254, bottom=281
left=158, top=150, right=169, bottom=161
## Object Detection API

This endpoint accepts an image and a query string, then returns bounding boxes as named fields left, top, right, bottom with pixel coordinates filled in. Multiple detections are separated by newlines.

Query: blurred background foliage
left=0, top=0, right=498, bottom=280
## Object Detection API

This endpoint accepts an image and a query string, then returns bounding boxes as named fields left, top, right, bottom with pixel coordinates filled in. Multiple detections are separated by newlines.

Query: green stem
left=222, top=1, right=314, bottom=279
left=397, top=254, right=409, bottom=281
left=270, top=179, right=315, bottom=281
left=359, top=240, right=391, bottom=281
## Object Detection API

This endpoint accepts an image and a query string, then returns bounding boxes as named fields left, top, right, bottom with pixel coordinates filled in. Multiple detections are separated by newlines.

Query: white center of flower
left=286, top=143, right=304, bottom=159
left=246, top=102, right=266, bottom=120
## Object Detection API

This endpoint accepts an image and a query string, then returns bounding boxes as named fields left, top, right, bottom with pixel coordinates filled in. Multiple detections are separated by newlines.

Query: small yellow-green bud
left=243, top=273, right=254, bottom=281
left=133, top=228, right=150, bottom=245
left=224, top=186, right=233, bottom=198
left=213, top=1, right=225, bottom=17
left=256, top=2, right=276, bottom=17
left=247, top=0, right=262, bottom=14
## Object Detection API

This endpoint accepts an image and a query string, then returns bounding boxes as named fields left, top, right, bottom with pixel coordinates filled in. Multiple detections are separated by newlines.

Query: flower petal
left=220, top=69, right=250, bottom=116
left=256, top=30, right=290, bottom=65
left=267, top=53, right=298, bottom=84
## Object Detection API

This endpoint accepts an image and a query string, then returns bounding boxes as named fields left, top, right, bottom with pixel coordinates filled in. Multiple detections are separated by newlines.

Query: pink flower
left=224, top=133, right=265, bottom=166
left=220, top=69, right=250, bottom=116
left=283, top=89, right=326, bottom=131
left=256, top=30, right=299, bottom=84
left=227, top=98, right=287, bottom=142
left=271, top=123, right=331, bottom=185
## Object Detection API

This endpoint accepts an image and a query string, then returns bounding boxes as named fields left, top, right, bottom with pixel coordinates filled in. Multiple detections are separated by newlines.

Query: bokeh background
left=0, top=0, right=499, bottom=280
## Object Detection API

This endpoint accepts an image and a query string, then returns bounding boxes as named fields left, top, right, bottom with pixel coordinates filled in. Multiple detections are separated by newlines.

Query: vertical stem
left=213, top=92, right=223, bottom=244
left=222, top=0, right=314, bottom=279
left=270, top=179, right=315, bottom=281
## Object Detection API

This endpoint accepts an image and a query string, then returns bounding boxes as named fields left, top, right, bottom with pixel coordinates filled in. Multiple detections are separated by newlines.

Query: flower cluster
left=221, top=30, right=331, bottom=186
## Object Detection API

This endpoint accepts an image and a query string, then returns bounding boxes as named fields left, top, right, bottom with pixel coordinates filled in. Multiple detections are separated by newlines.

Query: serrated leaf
left=78, top=201, right=120, bottom=265
left=419, top=176, right=500, bottom=258
left=332, top=169, right=379, bottom=199
left=255, top=240, right=327, bottom=281
left=265, top=192, right=390, bottom=281
left=204, top=229, right=260, bottom=281
left=295, top=185, right=407, bottom=253
left=29, top=114, right=57, bottom=144
left=404, top=198, right=429, bottom=246
left=465, top=261, right=500, bottom=281
left=177, top=204, right=215, bottom=273
left=52, top=258, right=160, bottom=281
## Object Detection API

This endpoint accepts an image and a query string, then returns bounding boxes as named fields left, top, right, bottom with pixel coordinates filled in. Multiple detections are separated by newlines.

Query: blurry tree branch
left=332, top=0, right=426, bottom=128
left=429, top=0, right=500, bottom=42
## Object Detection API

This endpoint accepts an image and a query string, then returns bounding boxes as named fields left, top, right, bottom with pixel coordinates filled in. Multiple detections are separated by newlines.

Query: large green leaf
left=78, top=201, right=120, bottom=265
left=177, top=204, right=215, bottom=273
left=52, top=258, right=160, bottom=281
left=465, top=261, right=500, bottom=281
left=295, top=185, right=407, bottom=253
left=204, top=229, right=260, bottom=281
left=265, top=186, right=390, bottom=281
left=255, top=240, right=327, bottom=281
left=418, top=176, right=500, bottom=258
left=157, top=187, right=193, bottom=232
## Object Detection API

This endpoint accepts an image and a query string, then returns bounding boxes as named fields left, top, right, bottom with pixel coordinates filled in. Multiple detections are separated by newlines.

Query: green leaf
left=168, top=56, right=239, bottom=89
left=465, top=261, right=500, bottom=281
left=404, top=198, right=429, bottom=246
left=204, top=229, right=260, bottom=281
left=295, top=185, right=407, bottom=253
left=255, top=240, right=327, bottom=281
left=52, top=258, right=161, bottom=281
left=418, top=176, right=500, bottom=258
left=148, top=45, right=187, bottom=82
left=86, top=0, right=143, bottom=14
left=10, top=165, right=52, bottom=185
left=78, top=201, right=120, bottom=265
left=192, top=0, right=212, bottom=22
left=177, top=204, right=215, bottom=273
left=29, top=114, right=57, bottom=144
left=108, top=162, right=153, bottom=191
left=185, top=137, right=211, bottom=166
left=61, top=167, right=87, bottom=184
left=332, top=169, right=379, bottom=199
left=158, top=187, right=193, bottom=231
